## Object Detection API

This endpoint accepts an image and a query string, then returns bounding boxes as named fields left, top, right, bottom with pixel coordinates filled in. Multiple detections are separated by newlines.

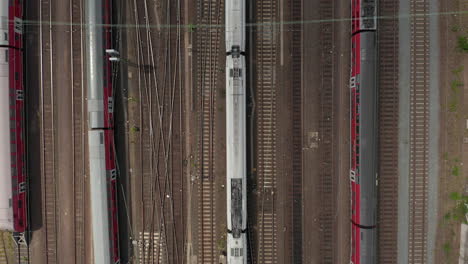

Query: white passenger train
left=85, top=0, right=120, bottom=262
left=225, top=0, right=247, bottom=263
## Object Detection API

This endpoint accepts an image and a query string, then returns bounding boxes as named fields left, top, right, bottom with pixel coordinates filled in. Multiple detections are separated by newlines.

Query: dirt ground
left=274, top=1, right=296, bottom=262
left=435, top=0, right=468, bottom=262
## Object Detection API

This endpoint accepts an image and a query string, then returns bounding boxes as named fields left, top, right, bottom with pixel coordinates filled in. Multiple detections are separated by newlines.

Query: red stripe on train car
left=104, top=130, right=119, bottom=263
left=103, top=0, right=119, bottom=261
left=9, top=0, right=27, bottom=233
left=351, top=0, right=361, bottom=34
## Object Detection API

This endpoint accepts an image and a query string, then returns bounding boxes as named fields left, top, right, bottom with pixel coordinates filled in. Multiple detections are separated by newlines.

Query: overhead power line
left=16, top=10, right=468, bottom=30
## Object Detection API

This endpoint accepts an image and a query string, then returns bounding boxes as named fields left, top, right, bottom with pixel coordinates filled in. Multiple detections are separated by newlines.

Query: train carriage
left=88, top=130, right=119, bottom=264
left=226, top=54, right=247, bottom=264
left=226, top=0, right=248, bottom=263
left=103, top=0, right=114, bottom=128
left=9, top=0, right=27, bottom=235
left=0, top=27, right=13, bottom=231
left=350, top=0, right=378, bottom=263
left=225, top=0, right=245, bottom=52
left=85, top=0, right=120, bottom=262
left=0, top=0, right=27, bottom=235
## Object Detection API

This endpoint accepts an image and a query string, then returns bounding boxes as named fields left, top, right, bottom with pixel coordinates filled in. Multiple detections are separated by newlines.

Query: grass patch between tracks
left=447, top=66, right=464, bottom=113
left=457, top=35, right=468, bottom=52
left=0, top=231, right=15, bottom=263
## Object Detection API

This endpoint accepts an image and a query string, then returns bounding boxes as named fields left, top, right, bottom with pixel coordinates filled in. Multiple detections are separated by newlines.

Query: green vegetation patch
left=451, top=25, right=462, bottom=32
left=443, top=242, right=452, bottom=256
left=452, top=65, right=464, bottom=76
left=457, top=36, right=468, bottom=52
left=450, top=79, right=463, bottom=94
left=448, top=66, right=464, bottom=113
left=444, top=212, right=452, bottom=221
left=188, top=24, right=197, bottom=32
left=218, top=232, right=227, bottom=252
left=452, top=165, right=461, bottom=176
left=446, top=192, right=468, bottom=224
left=450, top=191, right=462, bottom=201
left=443, top=152, right=449, bottom=160
left=0, top=231, right=15, bottom=262
left=448, top=99, right=458, bottom=112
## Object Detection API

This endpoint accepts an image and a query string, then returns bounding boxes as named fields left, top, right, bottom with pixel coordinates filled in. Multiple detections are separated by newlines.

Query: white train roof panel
left=0, top=45, right=12, bottom=231
left=227, top=234, right=247, bottom=264
left=86, top=0, right=105, bottom=129
left=225, top=0, right=245, bottom=51
left=0, top=0, right=7, bottom=46
left=88, top=130, right=111, bottom=263
left=226, top=56, right=246, bottom=181
left=226, top=55, right=247, bottom=231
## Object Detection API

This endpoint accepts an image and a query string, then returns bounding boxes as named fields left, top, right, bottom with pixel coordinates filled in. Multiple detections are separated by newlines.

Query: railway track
left=195, top=0, right=222, bottom=262
left=70, top=0, right=86, bottom=262
left=377, top=0, right=400, bottom=263
left=0, top=232, right=29, bottom=264
left=133, top=7, right=153, bottom=260
left=289, top=0, right=303, bottom=262
left=132, top=0, right=185, bottom=262
left=0, top=233, right=7, bottom=263
left=16, top=242, right=30, bottom=264
left=318, top=0, right=335, bottom=262
left=132, top=0, right=163, bottom=261
left=39, top=0, right=58, bottom=262
left=253, top=0, right=278, bottom=263
left=408, top=0, right=430, bottom=262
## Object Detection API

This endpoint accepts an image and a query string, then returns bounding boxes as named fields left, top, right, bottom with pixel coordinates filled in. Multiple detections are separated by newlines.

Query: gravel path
left=397, top=0, right=411, bottom=262
left=398, top=0, right=440, bottom=263
left=427, top=0, right=441, bottom=262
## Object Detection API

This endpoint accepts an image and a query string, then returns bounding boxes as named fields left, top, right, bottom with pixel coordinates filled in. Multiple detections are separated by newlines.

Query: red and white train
left=350, top=0, right=378, bottom=263
left=0, top=0, right=27, bottom=238
left=85, top=0, right=120, bottom=262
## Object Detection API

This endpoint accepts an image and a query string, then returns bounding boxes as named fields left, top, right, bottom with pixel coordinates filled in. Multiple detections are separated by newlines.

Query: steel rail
left=196, top=0, right=222, bottom=262
left=408, top=0, right=430, bottom=262
left=70, top=0, right=85, bottom=261
left=317, top=0, right=335, bottom=261
left=132, top=0, right=154, bottom=261
left=377, top=0, right=400, bottom=262
left=141, top=0, right=172, bottom=261
left=255, top=0, right=278, bottom=263
left=134, top=0, right=180, bottom=261
left=40, top=0, right=58, bottom=262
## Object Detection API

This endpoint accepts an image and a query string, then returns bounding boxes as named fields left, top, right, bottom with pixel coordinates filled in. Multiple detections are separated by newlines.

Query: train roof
left=88, top=130, right=111, bottom=263
left=0, top=0, right=12, bottom=229
left=355, top=32, right=378, bottom=227
left=225, top=0, right=245, bottom=52
left=0, top=55, right=12, bottom=231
